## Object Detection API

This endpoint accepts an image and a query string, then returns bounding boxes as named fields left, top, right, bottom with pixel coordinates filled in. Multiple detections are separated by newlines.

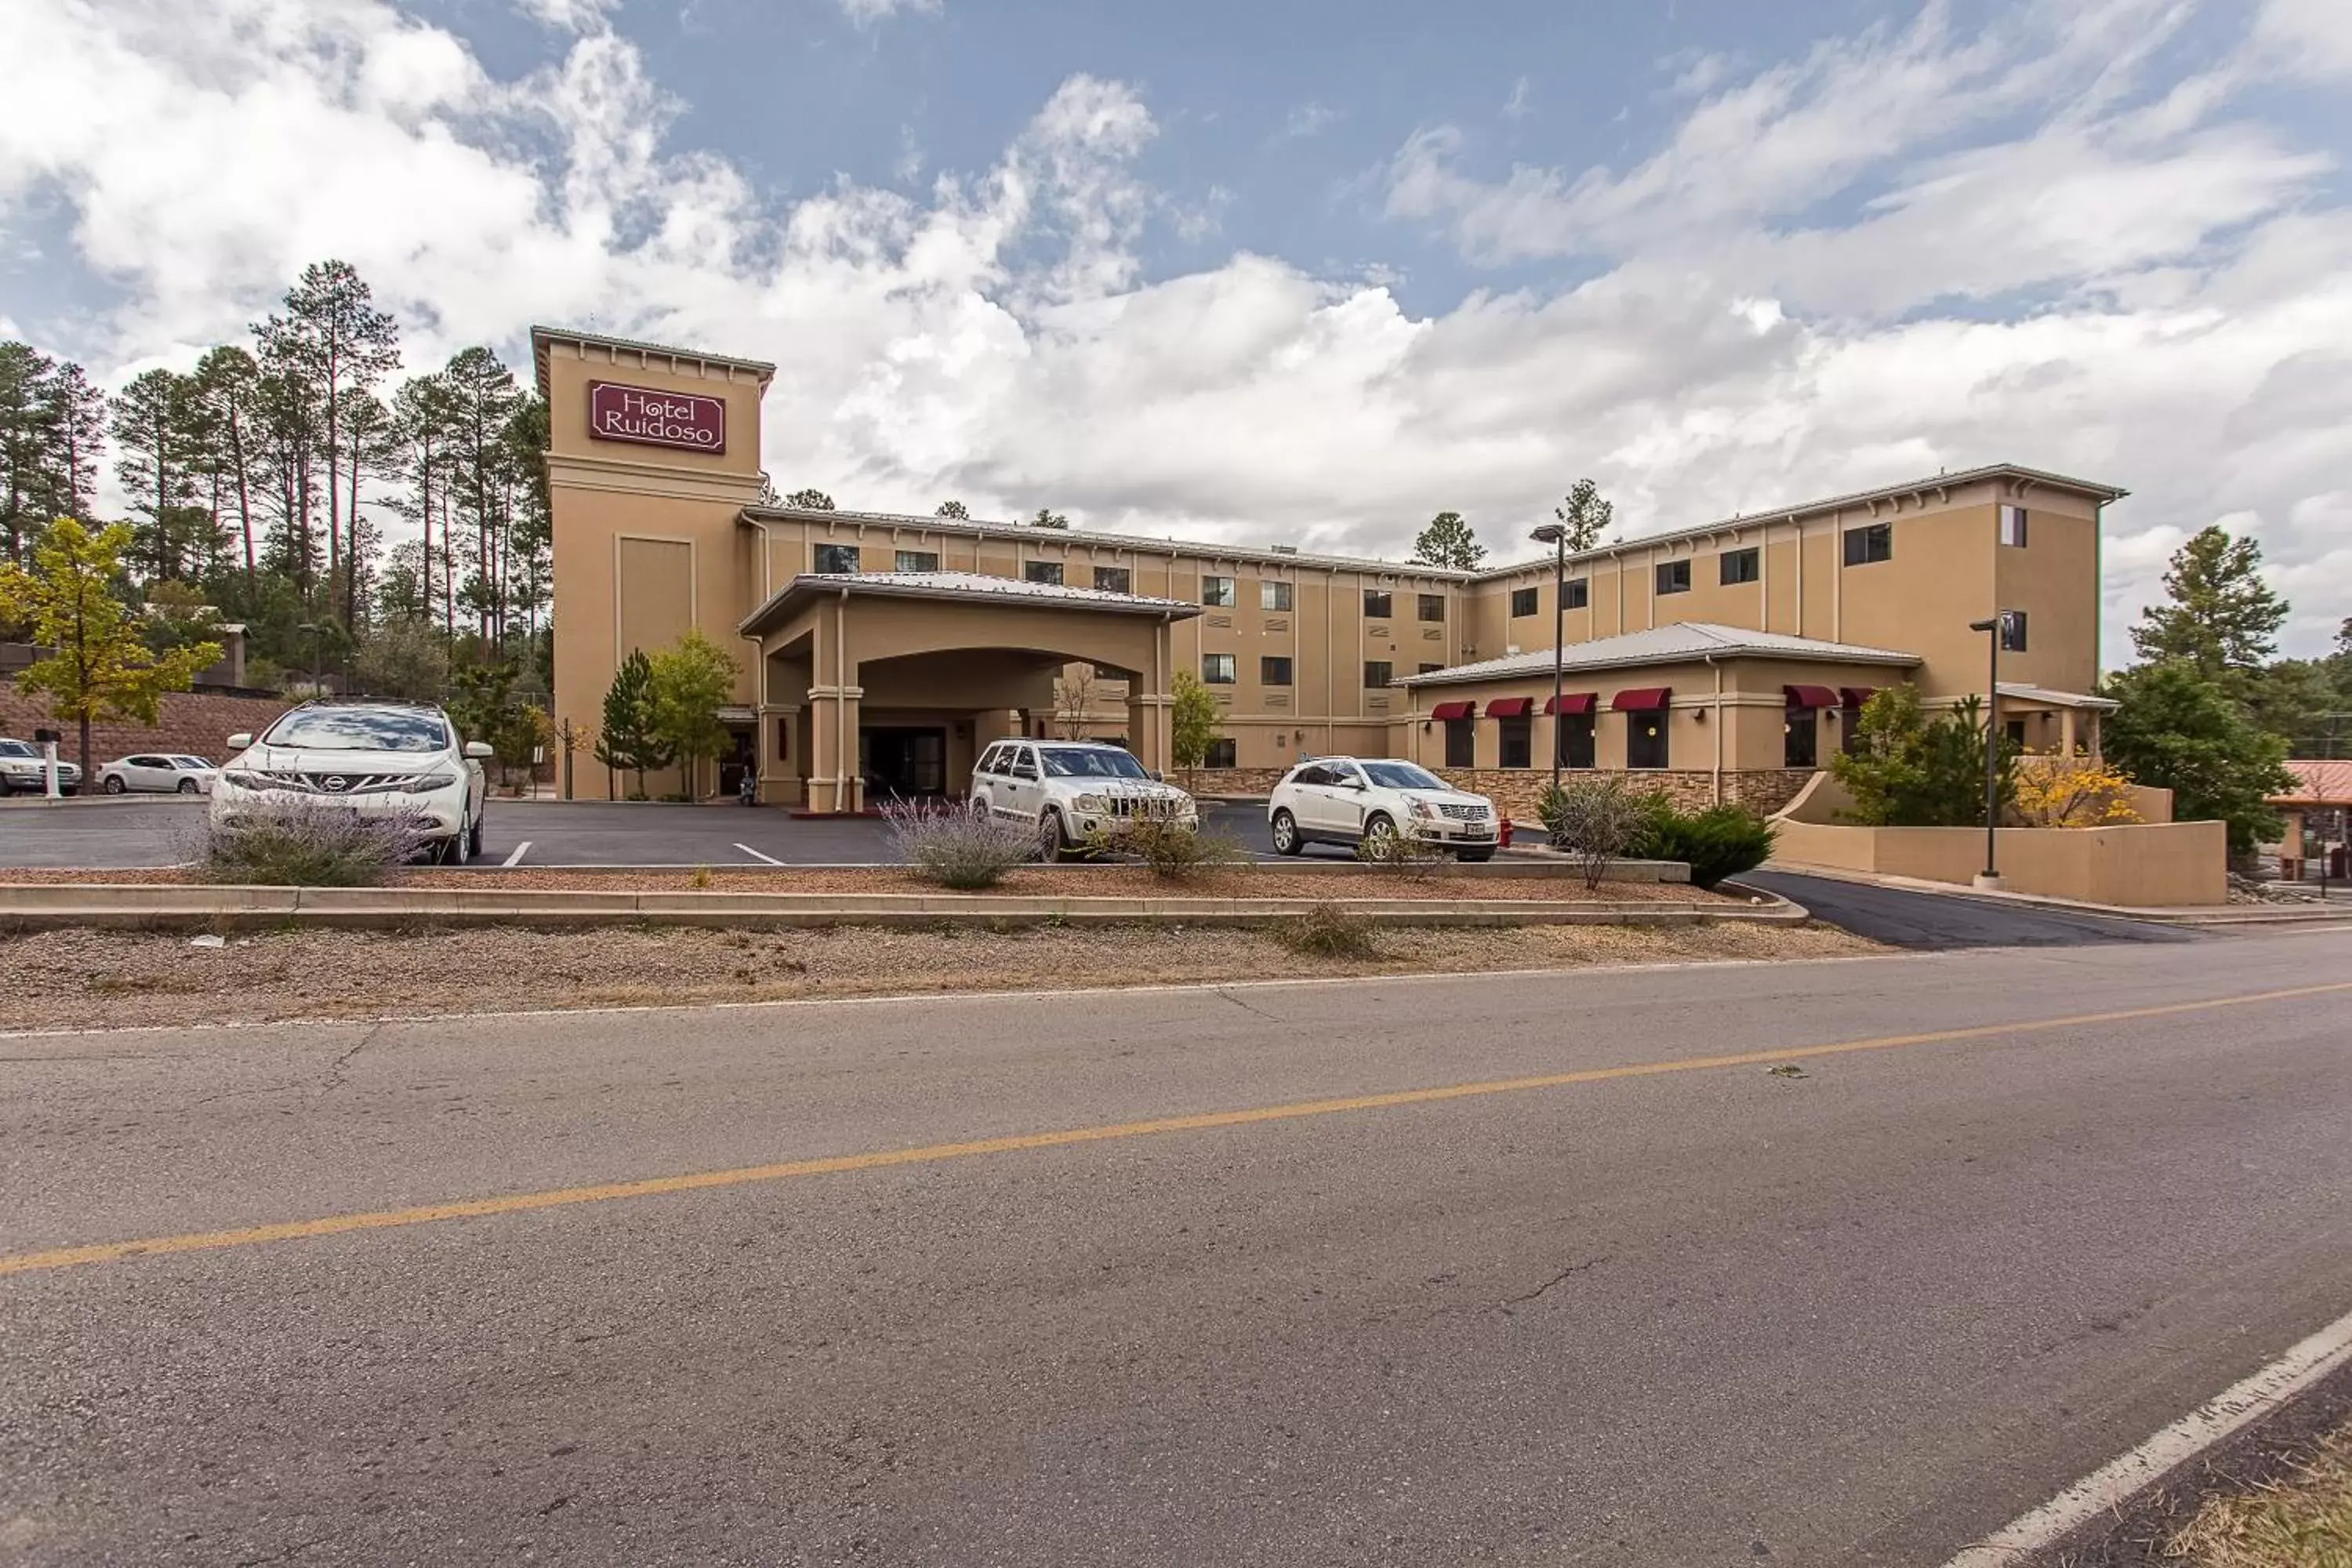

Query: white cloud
left=2251, top=0, right=2352, bottom=80
left=1280, top=102, right=1339, bottom=140
left=514, top=0, right=616, bottom=31
left=837, top=0, right=942, bottom=27
left=2, top=0, right=2349, bottom=662
left=1501, top=77, right=1530, bottom=122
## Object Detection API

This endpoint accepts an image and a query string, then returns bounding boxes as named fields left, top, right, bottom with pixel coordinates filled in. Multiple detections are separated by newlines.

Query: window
left=1721, top=547, right=1759, bottom=586
left=813, top=543, right=859, bottom=575
left=895, top=549, right=939, bottom=573
left=1091, top=662, right=1126, bottom=681
left=2005, top=719, right=2027, bottom=750
left=1010, top=746, right=1040, bottom=779
left=1444, top=718, right=1475, bottom=768
left=1204, top=738, right=1238, bottom=769
left=1260, top=579, right=1293, bottom=612
left=1094, top=565, right=1132, bottom=593
left=2001, top=609, right=2029, bottom=652
left=1261, top=655, right=1293, bottom=686
left=1417, top=593, right=1446, bottom=622
left=1784, top=708, right=1818, bottom=769
left=1563, top=577, right=1589, bottom=610
left=1293, top=764, right=1332, bottom=786
left=1557, top=713, right=1595, bottom=769
left=1843, top=523, right=1893, bottom=566
left=1417, top=662, right=1444, bottom=675
left=1202, top=575, right=1237, bottom=607
left=1025, top=561, right=1065, bottom=586
left=1363, top=660, right=1392, bottom=689
left=1998, top=504, right=2029, bottom=547
left=1202, top=652, right=1236, bottom=684
left=1626, top=706, right=1670, bottom=770
left=1655, top=559, right=1692, bottom=595
left=1510, top=586, right=1539, bottom=617
left=1499, top=715, right=1533, bottom=768
left=1363, top=589, right=1392, bottom=618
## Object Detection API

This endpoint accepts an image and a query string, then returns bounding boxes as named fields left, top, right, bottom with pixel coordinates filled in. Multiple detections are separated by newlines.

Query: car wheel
left=1038, top=809, right=1069, bottom=862
left=1270, top=808, right=1304, bottom=855
left=1361, top=814, right=1398, bottom=853
left=103, top=775, right=126, bottom=794
left=468, top=811, right=485, bottom=858
left=176, top=778, right=198, bottom=794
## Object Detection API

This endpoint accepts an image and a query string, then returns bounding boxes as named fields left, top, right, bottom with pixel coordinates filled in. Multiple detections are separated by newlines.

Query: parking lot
left=0, top=797, right=1329, bottom=869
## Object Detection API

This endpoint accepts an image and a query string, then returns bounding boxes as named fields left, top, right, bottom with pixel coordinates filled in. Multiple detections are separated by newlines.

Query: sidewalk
left=1763, top=858, right=2352, bottom=927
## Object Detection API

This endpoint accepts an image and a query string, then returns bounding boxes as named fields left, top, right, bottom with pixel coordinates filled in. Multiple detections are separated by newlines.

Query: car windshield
left=0, top=739, right=35, bottom=758
left=1040, top=747, right=1149, bottom=780
left=260, top=707, right=448, bottom=753
left=173, top=757, right=212, bottom=769
left=1362, top=761, right=1446, bottom=790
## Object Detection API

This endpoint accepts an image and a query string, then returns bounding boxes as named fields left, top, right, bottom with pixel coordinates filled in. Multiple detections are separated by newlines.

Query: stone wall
left=1173, top=768, right=1289, bottom=797
left=1174, top=763, right=1819, bottom=822
left=0, top=690, right=294, bottom=768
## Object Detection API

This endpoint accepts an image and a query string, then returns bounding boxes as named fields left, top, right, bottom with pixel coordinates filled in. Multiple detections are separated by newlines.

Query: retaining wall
left=0, top=690, right=292, bottom=769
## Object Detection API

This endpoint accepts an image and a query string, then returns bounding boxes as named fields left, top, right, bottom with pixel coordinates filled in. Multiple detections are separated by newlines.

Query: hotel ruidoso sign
left=586, top=381, right=727, bottom=455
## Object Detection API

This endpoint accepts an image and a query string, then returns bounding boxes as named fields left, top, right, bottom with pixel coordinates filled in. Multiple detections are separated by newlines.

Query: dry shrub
left=880, top=799, right=1038, bottom=890
left=190, top=798, right=434, bottom=887
left=1272, top=902, right=1379, bottom=959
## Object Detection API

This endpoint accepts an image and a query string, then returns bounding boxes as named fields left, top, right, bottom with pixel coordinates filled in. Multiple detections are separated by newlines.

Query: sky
left=2, top=0, right=2348, bottom=666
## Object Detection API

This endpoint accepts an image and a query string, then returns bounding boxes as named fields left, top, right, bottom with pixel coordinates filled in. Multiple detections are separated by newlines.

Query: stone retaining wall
left=0, top=690, right=293, bottom=769
left=1175, top=765, right=1816, bottom=821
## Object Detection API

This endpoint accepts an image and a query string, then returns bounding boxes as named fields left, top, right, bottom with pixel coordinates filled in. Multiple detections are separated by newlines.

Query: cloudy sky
left=2, top=0, right=2348, bottom=662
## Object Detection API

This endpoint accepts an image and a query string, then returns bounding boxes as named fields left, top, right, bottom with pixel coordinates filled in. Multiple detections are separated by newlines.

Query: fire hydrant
left=1498, top=818, right=1515, bottom=849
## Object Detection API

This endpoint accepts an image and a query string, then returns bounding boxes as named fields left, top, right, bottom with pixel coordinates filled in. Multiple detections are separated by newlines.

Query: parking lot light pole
left=1530, top=523, right=1568, bottom=800
left=1967, top=613, right=2010, bottom=889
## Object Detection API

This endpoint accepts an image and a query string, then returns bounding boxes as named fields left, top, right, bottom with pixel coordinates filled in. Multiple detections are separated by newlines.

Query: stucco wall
left=1769, top=818, right=2228, bottom=906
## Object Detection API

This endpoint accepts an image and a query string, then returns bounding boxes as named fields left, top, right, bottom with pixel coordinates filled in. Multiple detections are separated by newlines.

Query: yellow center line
left=6, top=979, right=2347, bottom=1280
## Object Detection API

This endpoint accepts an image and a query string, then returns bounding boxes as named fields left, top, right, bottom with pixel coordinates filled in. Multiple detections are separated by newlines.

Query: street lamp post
left=1967, top=612, right=2012, bottom=889
left=1530, top=522, right=1569, bottom=800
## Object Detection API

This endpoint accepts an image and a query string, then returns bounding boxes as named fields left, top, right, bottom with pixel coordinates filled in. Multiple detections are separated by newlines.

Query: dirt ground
left=0, top=919, right=1877, bottom=1031
left=0, top=865, right=1733, bottom=902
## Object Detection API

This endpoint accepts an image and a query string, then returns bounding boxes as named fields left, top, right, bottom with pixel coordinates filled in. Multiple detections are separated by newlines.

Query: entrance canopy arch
left=739, top=572, right=1201, bottom=811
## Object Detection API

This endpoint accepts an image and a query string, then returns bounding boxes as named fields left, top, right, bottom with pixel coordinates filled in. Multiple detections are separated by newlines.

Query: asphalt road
left=5, top=932, right=2350, bottom=1565
left=1746, top=868, right=2200, bottom=948
left=0, top=797, right=1298, bottom=868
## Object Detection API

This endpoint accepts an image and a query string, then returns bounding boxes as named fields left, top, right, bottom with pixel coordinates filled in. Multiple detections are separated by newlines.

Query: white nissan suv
left=1267, top=757, right=1499, bottom=860
left=211, top=699, right=492, bottom=864
left=969, top=740, right=1199, bottom=857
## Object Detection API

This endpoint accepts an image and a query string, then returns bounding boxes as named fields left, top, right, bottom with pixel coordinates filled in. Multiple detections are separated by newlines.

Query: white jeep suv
left=1267, top=757, right=1499, bottom=861
left=969, top=740, right=1198, bottom=857
left=210, top=700, right=492, bottom=864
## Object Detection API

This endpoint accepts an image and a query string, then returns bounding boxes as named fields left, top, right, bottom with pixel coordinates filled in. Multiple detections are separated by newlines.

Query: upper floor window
left=2000, top=609, right=2029, bottom=652
left=1417, top=593, right=1446, bottom=622
left=1260, top=579, right=1294, bottom=612
left=1261, top=655, right=1294, bottom=686
left=1720, top=547, right=1759, bottom=586
left=1843, top=524, right=1893, bottom=566
left=1998, top=504, right=2029, bottom=547
left=1202, top=575, right=1237, bottom=608
left=814, top=543, right=859, bottom=575
left=1655, top=559, right=1692, bottom=595
left=1417, top=662, right=1444, bottom=674
left=1363, top=660, right=1393, bottom=688
left=1094, top=565, right=1132, bottom=593
left=1563, top=577, right=1589, bottom=610
left=1025, top=561, right=1065, bottom=586
left=1510, top=586, right=1539, bottom=617
left=1363, top=589, right=1392, bottom=619
left=894, top=549, right=938, bottom=573
left=1202, top=652, right=1237, bottom=684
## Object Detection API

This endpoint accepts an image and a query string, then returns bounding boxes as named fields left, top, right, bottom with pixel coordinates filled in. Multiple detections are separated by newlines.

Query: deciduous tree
left=1169, top=669, right=1218, bottom=769
left=646, top=630, right=740, bottom=799
left=2102, top=661, right=2295, bottom=856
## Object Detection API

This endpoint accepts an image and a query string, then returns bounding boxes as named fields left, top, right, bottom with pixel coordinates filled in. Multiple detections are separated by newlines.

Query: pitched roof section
left=1397, top=622, right=1922, bottom=687
left=531, top=325, right=777, bottom=404
left=743, top=462, right=2126, bottom=585
left=739, top=571, right=1202, bottom=638
left=2275, top=759, right=2352, bottom=805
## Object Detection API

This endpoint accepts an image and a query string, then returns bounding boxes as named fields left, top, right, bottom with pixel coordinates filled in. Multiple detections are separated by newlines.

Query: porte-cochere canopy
left=739, top=572, right=1204, bottom=812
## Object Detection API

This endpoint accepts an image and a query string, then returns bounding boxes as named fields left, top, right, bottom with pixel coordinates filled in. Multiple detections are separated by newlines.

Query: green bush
left=1273, top=902, right=1378, bottom=959
left=1642, top=803, right=1777, bottom=888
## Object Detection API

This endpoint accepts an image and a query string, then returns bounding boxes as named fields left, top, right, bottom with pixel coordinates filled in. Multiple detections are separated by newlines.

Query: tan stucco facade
left=535, top=325, right=2126, bottom=811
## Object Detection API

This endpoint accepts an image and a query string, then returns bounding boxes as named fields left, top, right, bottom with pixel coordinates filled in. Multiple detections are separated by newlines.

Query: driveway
left=1748, top=867, right=2199, bottom=948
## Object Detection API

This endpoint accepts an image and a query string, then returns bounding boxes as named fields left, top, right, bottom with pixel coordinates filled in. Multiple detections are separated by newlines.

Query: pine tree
left=111, top=368, right=202, bottom=579
left=1552, top=478, right=1613, bottom=551
left=1411, top=510, right=1484, bottom=570
left=595, top=648, right=671, bottom=799
left=783, top=488, right=836, bottom=510
left=39, top=364, right=106, bottom=522
left=191, top=347, right=262, bottom=582
left=439, top=347, right=523, bottom=648
left=934, top=499, right=969, bottom=519
left=256, top=261, right=400, bottom=606
left=1029, top=506, right=1069, bottom=529
left=2130, top=525, right=2287, bottom=677
left=0, top=343, right=57, bottom=563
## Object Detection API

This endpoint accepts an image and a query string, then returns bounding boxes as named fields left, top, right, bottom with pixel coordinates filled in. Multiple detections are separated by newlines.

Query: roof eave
left=1398, top=646, right=1922, bottom=687
left=739, top=575, right=1204, bottom=638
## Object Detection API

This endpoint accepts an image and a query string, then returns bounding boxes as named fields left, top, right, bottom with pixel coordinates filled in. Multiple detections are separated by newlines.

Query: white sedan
left=98, top=753, right=218, bottom=795
left=1266, top=757, right=1501, bottom=861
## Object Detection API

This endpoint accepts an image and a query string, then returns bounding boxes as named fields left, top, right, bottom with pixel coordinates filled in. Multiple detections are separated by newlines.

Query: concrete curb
left=0, top=880, right=1806, bottom=932
left=1761, top=858, right=2352, bottom=926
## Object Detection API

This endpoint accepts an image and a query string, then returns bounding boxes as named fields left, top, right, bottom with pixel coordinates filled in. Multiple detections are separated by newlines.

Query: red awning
left=1428, top=700, right=1476, bottom=721
left=1840, top=686, right=1880, bottom=708
left=1544, top=692, right=1597, bottom=716
left=1484, top=696, right=1535, bottom=719
left=1784, top=684, right=1839, bottom=710
left=1611, top=687, right=1672, bottom=712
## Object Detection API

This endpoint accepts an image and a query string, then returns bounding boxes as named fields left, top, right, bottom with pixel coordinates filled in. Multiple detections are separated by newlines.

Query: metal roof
left=1397, top=622, right=1922, bottom=687
left=1995, top=681, right=2120, bottom=711
left=739, top=570, right=1202, bottom=638
left=530, top=325, right=777, bottom=404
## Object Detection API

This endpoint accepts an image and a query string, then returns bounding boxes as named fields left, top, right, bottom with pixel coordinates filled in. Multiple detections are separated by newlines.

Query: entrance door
left=861, top=727, right=949, bottom=800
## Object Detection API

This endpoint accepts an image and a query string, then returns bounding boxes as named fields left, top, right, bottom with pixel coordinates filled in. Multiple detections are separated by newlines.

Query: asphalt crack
left=314, top=1022, right=385, bottom=1102
left=1501, top=1254, right=1615, bottom=1312
left=1215, top=988, right=1281, bottom=1023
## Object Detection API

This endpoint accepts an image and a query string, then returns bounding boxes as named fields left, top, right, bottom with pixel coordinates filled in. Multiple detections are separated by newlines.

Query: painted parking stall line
left=501, top=841, right=532, bottom=867
left=734, top=842, right=784, bottom=865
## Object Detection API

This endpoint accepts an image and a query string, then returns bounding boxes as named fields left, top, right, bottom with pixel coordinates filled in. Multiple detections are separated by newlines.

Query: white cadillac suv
left=969, top=739, right=1199, bottom=858
left=210, top=700, right=492, bottom=864
left=1266, top=757, right=1499, bottom=860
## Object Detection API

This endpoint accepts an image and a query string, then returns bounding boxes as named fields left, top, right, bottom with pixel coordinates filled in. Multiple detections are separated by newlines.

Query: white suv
left=211, top=700, right=492, bottom=864
left=0, top=738, right=81, bottom=796
left=1267, top=757, right=1499, bottom=861
left=969, top=740, right=1199, bottom=857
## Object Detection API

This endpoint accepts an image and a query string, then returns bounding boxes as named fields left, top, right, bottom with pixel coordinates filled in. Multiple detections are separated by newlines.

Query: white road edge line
left=1942, top=1303, right=2352, bottom=1566
left=501, top=841, right=532, bottom=868
left=733, top=842, right=784, bottom=866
